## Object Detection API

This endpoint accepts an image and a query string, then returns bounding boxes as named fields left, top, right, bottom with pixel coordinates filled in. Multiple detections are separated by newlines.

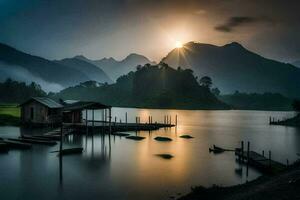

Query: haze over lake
left=0, top=108, right=298, bottom=200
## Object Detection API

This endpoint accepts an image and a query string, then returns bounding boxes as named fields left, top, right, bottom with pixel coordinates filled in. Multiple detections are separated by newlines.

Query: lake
left=0, top=108, right=299, bottom=200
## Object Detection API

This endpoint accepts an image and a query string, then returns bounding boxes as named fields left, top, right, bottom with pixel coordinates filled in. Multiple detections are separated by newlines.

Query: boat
left=111, top=132, right=130, bottom=137
left=209, top=145, right=225, bottom=153
left=53, top=148, right=83, bottom=155
left=9, top=138, right=57, bottom=145
left=0, top=142, right=8, bottom=152
left=2, top=139, right=32, bottom=149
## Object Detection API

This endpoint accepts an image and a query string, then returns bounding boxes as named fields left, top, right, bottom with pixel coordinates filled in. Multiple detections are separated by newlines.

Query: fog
left=0, top=62, right=64, bottom=92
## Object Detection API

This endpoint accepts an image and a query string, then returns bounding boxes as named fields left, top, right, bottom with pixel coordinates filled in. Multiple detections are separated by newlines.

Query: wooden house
left=20, top=97, right=63, bottom=125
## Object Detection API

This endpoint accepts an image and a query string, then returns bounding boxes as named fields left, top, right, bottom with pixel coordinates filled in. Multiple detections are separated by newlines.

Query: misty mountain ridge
left=54, top=57, right=112, bottom=84
left=75, top=53, right=155, bottom=81
left=0, top=42, right=99, bottom=92
left=162, top=41, right=300, bottom=98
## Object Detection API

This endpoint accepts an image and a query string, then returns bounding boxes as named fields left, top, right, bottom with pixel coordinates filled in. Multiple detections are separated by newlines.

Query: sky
left=0, top=0, right=299, bottom=62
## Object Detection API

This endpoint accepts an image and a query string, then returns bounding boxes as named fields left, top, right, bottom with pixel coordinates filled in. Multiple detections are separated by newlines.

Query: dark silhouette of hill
left=75, top=53, right=154, bottom=81
left=162, top=42, right=300, bottom=98
left=0, top=43, right=90, bottom=89
left=54, top=57, right=112, bottom=84
left=54, top=63, right=229, bottom=110
left=219, top=92, right=293, bottom=111
left=292, top=60, right=300, bottom=67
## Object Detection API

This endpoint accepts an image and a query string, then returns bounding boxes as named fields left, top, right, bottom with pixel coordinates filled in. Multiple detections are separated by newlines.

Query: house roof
left=63, top=101, right=111, bottom=111
left=20, top=97, right=63, bottom=109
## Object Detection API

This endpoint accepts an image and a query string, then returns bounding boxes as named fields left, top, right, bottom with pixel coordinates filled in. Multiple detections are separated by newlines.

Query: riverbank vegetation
left=54, top=63, right=229, bottom=110
left=0, top=104, right=20, bottom=126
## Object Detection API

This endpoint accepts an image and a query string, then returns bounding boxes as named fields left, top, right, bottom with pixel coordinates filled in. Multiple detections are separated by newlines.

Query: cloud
left=215, top=16, right=270, bottom=32
left=0, top=62, right=64, bottom=92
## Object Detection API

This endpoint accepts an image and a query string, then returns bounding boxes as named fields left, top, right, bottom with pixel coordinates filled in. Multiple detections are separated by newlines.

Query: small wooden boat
left=111, top=132, right=130, bottom=137
left=52, top=148, right=83, bottom=155
left=154, top=136, right=172, bottom=142
left=34, top=135, right=61, bottom=141
left=0, top=142, right=9, bottom=152
left=3, top=139, right=32, bottom=149
left=209, top=145, right=225, bottom=153
left=9, top=138, right=57, bottom=145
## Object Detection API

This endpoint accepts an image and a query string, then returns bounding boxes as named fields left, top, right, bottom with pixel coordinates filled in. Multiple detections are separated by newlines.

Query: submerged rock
left=179, top=135, right=194, bottom=139
left=156, top=154, right=174, bottom=159
left=154, top=136, right=172, bottom=141
left=126, top=136, right=145, bottom=141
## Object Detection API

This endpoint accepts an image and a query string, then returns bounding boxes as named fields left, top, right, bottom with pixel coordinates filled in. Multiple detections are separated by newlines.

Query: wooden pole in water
left=86, top=109, right=88, bottom=135
left=269, top=151, right=271, bottom=168
left=175, top=115, right=178, bottom=126
left=262, top=150, right=265, bottom=157
left=115, top=116, right=117, bottom=123
left=109, top=108, right=112, bottom=136
left=60, top=123, right=63, bottom=153
left=148, top=116, right=150, bottom=124
left=241, top=141, right=244, bottom=160
left=169, top=115, right=172, bottom=125
left=125, top=112, right=128, bottom=124
left=247, top=141, right=250, bottom=163
left=92, top=109, right=95, bottom=135
left=151, top=116, right=153, bottom=124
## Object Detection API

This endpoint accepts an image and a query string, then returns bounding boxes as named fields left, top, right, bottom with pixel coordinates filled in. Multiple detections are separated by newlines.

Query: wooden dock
left=235, top=150, right=286, bottom=174
left=63, top=120, right=175, bottom=134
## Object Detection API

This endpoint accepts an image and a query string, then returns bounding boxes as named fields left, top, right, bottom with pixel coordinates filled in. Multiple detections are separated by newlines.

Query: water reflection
left=0, top=109, right=298, bottom=200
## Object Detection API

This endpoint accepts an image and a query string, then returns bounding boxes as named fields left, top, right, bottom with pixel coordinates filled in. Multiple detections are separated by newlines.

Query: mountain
left=162, top=42, right=300, bottom=98
left=54, top=57, right=112, bottom=84
left=54, top=63, right=229, bottom=110
left=0, top=43, right=92, bottom=92
left=292, top=60, right=300, bottom=67
left=75, top=53, right=154, bottom=81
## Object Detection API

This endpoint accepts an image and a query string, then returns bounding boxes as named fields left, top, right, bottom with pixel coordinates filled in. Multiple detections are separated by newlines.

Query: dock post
left=125, top=112, right=128, bottom=124
left=241, top=141, right=244, bottom=161
left=247, top=141, right=250, bottom=163
left=92, top=109, right=95, bottom=135
left=269, top=151, right=271, bottom=168
left=148, top=116, right=150, bottom=124
left=109, top=108, right=112, bottom=136
left=262, top=150, right=265, bottom=156
left=60, top=123, right=63, bottom=153
left=164, top=115, right=166, bottom=124
left=86, top=109, right=88, bottom=135
left=115, top=116, right=117, bottom=124
left=175, top=115, right=178, bottom=126
left=169, top=115, right=172, bottom=125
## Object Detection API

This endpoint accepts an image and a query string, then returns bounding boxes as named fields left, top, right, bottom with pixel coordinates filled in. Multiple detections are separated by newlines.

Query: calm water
left=0, top=108, right=299, bottom=200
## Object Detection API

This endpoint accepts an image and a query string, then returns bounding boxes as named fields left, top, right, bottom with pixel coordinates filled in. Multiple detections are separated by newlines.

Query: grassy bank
left=0, top=104, right=20, bottom=126
left=179, top=161, right=300, bottom=200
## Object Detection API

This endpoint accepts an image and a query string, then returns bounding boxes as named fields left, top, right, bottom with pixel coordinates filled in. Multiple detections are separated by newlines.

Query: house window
left=30, top=107, right=34, bottom=120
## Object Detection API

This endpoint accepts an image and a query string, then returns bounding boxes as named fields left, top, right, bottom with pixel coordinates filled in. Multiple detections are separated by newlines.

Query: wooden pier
left=63, top=120, right=175, bottom=134
left=235, top=141, right=287, bottom=174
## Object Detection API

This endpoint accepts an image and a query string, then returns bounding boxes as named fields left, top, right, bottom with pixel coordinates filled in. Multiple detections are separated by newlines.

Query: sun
left=175, top=41, right=183, bottom=48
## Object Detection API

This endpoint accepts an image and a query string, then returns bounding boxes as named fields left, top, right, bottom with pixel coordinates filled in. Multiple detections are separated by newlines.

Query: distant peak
left=125, top=53, right=148, bottom=60
left=223, top=42, right=244, bottom=49
left=101, top=57, right=116, bottom=62
left=74, top=55, right=88, bottom=60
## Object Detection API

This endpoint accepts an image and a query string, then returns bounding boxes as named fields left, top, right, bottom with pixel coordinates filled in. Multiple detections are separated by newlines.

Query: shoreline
left=178, top=161, right=300, bottom=200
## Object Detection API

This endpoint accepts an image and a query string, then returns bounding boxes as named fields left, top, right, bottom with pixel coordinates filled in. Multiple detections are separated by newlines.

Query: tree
left=199, top=76, right=212, bottom=88
left=292, top=100, right=300, bottom=113
left=211, top=87, right=221, bottom=96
